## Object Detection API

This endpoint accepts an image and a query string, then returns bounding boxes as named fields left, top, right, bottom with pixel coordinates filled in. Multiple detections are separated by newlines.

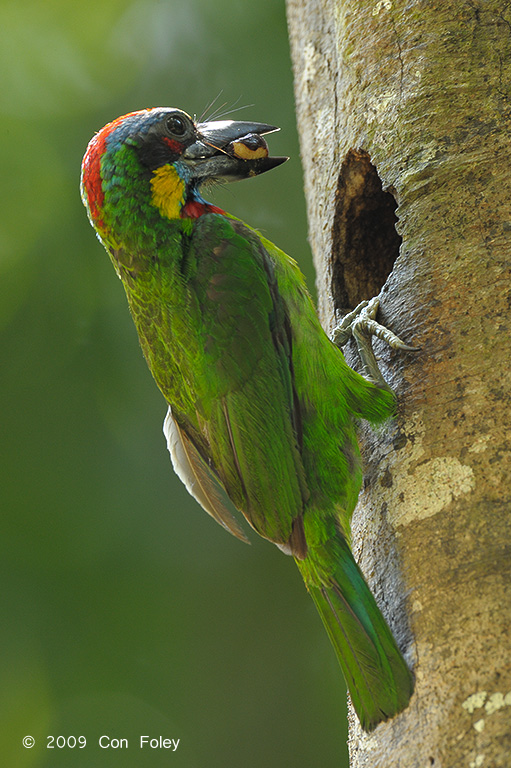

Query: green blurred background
left=0, top=0, right=349, bottom=765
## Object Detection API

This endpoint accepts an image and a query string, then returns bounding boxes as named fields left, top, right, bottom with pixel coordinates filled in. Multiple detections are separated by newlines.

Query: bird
left=80, top=106, right=413, bottom=731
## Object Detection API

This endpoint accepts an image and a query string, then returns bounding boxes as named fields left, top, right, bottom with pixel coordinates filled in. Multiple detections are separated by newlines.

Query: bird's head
left=81, top=107, right=287, bottom=245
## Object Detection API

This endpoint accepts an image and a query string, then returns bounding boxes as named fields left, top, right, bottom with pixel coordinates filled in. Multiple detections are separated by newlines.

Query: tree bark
left=286, top=1, right=511, bottom=765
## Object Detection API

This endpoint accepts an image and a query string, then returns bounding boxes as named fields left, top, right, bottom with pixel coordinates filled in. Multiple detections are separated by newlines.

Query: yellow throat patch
left=150, top=164, right=185, bottom=220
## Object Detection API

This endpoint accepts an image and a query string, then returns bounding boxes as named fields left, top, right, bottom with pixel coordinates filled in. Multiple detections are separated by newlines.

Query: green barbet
left=80, top=107, right=413, bottom=730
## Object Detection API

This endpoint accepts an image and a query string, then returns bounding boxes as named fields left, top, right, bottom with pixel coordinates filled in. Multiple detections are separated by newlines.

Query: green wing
left=175, top=214, right=309, bottom=556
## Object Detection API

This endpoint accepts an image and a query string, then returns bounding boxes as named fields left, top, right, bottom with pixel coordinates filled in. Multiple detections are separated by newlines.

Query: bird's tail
left=297, top=533, right=413, bottom=731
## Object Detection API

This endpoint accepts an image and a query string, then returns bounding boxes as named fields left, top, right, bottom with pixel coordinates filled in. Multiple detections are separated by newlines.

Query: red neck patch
left=81, top=111, right=142, bottom=229
left=181, top=200, right=225, bottom=219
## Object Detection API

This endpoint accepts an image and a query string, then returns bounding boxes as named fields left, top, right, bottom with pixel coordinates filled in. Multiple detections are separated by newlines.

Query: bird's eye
left=166, top=114, right=187, bottom=137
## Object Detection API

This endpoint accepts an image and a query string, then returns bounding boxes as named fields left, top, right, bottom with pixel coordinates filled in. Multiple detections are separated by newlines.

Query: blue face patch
left=106, top=108, right=179, bottom=152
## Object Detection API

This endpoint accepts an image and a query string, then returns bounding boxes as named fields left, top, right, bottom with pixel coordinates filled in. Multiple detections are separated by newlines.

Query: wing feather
left=163, top=407, right=249, bottom=542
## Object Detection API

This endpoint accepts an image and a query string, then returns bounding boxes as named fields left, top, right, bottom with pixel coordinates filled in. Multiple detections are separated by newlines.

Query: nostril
left=331, top=149, right=401, bottom=313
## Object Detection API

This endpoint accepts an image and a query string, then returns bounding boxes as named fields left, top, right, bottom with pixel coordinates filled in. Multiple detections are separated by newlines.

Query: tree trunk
left=286, top=1, right=511, bottom=765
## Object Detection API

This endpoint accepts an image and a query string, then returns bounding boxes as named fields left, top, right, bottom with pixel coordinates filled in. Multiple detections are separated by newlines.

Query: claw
left=331, top=298, right=418, bottom=388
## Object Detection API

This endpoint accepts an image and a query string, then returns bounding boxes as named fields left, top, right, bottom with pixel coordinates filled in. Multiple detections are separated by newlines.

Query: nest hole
left=332, top=149, right=401, bottom=313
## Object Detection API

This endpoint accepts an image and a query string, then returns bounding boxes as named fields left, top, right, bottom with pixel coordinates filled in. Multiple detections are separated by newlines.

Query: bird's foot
left=331, top=297, right=417, bottom=388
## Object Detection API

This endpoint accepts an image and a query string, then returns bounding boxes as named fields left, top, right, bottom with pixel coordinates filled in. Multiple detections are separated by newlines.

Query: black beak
left=182, top=119, right=288, bottom=181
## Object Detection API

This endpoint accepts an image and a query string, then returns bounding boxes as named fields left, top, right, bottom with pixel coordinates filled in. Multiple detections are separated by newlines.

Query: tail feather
left=300, top=537, right=413, bottom=731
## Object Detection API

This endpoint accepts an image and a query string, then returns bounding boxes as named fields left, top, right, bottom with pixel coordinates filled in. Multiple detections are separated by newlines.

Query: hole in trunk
left=331, top=149, right=401, bottom=313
